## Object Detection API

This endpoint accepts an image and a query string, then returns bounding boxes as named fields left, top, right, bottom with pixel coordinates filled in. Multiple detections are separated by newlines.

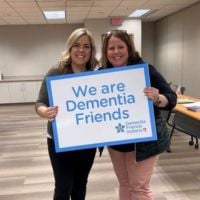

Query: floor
left=0, top=104, right=200, bottom=200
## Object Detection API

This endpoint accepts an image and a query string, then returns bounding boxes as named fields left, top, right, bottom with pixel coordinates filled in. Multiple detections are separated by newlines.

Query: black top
left=35, top=67, right=67, bottom=138
left=109, top=59, right=177, bottom=160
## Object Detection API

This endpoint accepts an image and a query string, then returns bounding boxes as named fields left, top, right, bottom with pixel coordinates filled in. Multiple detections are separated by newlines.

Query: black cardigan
left=109, top=60, right=177, bottom=161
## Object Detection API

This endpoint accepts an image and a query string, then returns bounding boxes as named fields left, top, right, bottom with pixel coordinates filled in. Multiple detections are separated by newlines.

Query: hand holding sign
left=46, top=64, right=157, bottom=152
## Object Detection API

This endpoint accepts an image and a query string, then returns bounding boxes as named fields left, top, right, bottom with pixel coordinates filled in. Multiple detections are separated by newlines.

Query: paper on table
left=177, top=98, right=195, bottom=104
left=184, top=102, right=200, bottom=112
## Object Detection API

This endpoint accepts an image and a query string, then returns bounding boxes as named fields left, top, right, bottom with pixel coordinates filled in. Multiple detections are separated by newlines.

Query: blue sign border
left=46, top=64, right=157, bottom=152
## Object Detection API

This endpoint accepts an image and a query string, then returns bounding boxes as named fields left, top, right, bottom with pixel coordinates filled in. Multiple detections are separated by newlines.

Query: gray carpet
left=0, top=104, right=200, bottom=200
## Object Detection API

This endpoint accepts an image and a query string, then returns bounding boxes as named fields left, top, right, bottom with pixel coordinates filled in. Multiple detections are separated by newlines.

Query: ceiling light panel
left=43, top=11, right=65, bottom=19
left=129, top=9, right=151, bottom=17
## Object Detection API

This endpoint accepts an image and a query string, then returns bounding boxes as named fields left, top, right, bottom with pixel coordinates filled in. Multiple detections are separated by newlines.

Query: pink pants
left=108, top=148, right=159, bottom=200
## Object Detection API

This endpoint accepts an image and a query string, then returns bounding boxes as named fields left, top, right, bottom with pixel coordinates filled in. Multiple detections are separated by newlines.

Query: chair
left=163, top=86, right=199, bottom=152
left=168, top=113, right=199, bottom=151
left=180, top=86, right=186, bottom=95
left=160, top=109, right=174, bottom=152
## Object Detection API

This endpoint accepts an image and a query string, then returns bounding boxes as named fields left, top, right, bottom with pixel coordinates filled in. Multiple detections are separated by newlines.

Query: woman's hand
left=37, top=105, right=59, bottom=121
left=143, top=87, right=168, bottom=107
left=144, top=87, right=159, bottom=103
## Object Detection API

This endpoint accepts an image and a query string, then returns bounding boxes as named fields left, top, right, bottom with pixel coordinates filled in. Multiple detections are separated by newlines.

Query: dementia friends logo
left=115, top=123, right=125, bottom=133
left=115, top=120, right=147, bottom=134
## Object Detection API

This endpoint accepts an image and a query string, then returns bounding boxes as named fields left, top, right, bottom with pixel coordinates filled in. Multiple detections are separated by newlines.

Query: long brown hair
left=100, top=30, right=140, bottom=68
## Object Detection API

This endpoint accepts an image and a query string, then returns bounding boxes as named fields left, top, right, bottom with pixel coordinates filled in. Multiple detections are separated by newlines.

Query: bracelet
left=154, top=96, right=162, bottom=106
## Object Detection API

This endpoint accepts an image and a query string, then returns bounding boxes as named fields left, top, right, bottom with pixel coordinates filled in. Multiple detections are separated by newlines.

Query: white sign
left=46, top=64, right=157, bottom=152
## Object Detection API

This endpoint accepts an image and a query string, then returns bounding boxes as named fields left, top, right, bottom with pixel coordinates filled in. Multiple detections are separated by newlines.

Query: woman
left=100, top=30, right=177, bottom=200
left=35, top=28, right=98, bottom=200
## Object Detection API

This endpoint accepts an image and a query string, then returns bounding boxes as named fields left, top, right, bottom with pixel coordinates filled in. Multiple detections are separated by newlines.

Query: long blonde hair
left=59, top=28, right=98, bottom=73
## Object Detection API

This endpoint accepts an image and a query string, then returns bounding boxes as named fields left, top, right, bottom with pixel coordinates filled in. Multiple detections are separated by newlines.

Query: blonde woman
left=35, top=28, right=98, bottom=200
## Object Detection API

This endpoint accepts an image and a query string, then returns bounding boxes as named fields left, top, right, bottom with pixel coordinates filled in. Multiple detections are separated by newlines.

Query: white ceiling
left=0, top=0, right=199, bottom=26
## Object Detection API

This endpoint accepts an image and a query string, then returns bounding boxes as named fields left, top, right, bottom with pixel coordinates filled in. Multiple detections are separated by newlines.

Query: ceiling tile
left=67, top=7, right=90, bottom=13
left=67, top=0, right=94, bottom=7
left=119, top=0, right=148, bottom=6
left=37, top=1, right=65, bottom=7
left=14, top=7, right=41, bottom=12
left=4, top=16, right=27, bottom=24
left=7, top=1, right=38, bottom=7
left=0, top=1, right=9, bottom=6
left=94, top=0, right=120, bottom=6
left=0, top=0, right=199, bottom=25
left=47, top=18, right=66, bottom=24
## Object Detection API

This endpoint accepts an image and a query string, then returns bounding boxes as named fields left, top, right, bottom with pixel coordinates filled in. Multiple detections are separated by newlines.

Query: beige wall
left=154, top=3, right=200, bottom=97
left=0, top=24, right=82, bottom=76
left=0, top=18, right=141, bottom=77
left=1, top=1, right=200, bottom=98
left=142, top=22, right=154, bottom=65
left=85, top=18, right=141, bottom=59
